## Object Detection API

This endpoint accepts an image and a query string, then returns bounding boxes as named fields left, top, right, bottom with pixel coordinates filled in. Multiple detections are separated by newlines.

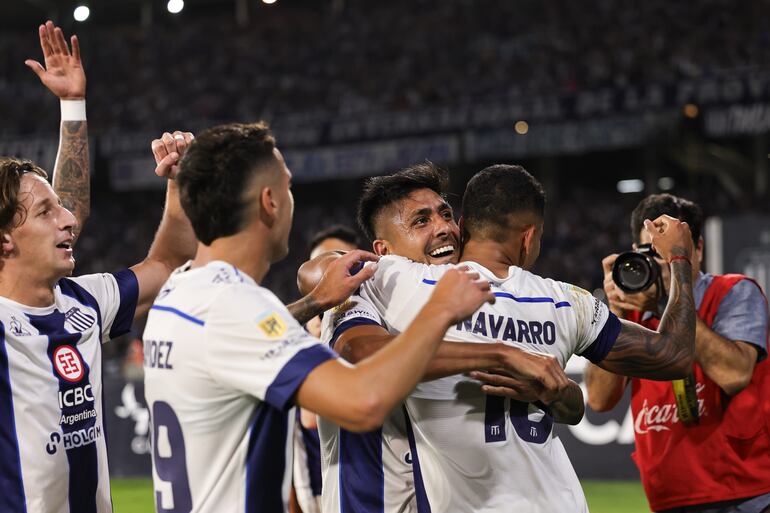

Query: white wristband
left=60, top=99, right=86, bottom=121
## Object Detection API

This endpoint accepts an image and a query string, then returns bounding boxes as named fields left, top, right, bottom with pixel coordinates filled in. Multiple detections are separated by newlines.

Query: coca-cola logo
left=634, top=383, right=707, bottom=434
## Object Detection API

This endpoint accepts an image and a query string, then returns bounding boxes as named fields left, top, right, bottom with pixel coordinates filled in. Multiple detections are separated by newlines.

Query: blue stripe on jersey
left=264, top=345, right=336, bottom=411
left=338, top=428, right=384, bottom=513
left=330, top=318, right=381, bottom=348
left=299, top=423, right=323, bottom=496
left=0, top=324, right=27, bottom=512
left=109, top=270, right=139, bottom=339
left=403, top=406, right=432, bottom=513
left=421, top=279, right=572, bottom=308
left=578, top=312, right=622, bottom=363
left=245, top=403, right=290, bottom=513
left=28, top=310, right=98, bottom=513
left=150, top=305, right=205, bottom=326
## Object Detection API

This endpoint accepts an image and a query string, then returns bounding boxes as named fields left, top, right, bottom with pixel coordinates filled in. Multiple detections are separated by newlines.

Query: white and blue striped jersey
left=143, top=261, right=336, bottom=513
left=0, top=270, right=138, bottom=513
left=319, top=302, right=418, bottom=513
left=341, top=256, right=621, bottom=512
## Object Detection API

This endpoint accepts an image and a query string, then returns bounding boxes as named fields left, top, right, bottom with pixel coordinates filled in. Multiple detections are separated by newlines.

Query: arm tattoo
left=53, top=120, right=90, bottom=240
left=599, top=251, right=696, bottom=380
left=287, top=293, right=324, bottom=326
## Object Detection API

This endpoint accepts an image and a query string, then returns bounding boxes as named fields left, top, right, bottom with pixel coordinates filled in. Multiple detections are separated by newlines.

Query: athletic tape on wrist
left=60, top=100, right=86, bottom=121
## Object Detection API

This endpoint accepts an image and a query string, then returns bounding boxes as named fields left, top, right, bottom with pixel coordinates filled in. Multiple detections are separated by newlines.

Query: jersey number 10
left=484, top=396, right=554, bottom=444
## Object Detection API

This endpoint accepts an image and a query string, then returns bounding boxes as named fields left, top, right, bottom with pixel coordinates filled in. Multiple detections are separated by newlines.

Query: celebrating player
left=298, top=163, right=582, bottom=513
left=307, top=164, right=696, bottom=512
left=141, top=122, right=495, bottom=512
left=0, top=22, right=197, bottom=513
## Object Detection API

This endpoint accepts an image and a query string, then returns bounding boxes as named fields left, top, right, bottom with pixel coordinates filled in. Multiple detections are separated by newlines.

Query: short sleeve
left=324, top=293, right=384, bottom=348
left=563, top=283, right=621, bottom=363
left=205, top=285, right=337, bottom=411
left=64, top=269, right=139, bottom=343
left=711, top=280, right=769, bottom=361
left=359, top=255, right=447, bottom=331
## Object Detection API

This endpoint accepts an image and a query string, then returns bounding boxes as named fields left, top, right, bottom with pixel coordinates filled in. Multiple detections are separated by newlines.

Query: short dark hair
left=177, top=122, right=277, bottom=245
left=630, top=193, right=703, bottom=244
left=357, top=162, right=449, bottom=241
left=462, top=164, right=546, bottom=241
left=0, top=158, right=48, bottom=233
left=309, top=224, right=360, bottom=254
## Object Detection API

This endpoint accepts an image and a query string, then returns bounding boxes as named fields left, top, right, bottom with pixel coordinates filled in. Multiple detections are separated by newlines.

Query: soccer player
left=0, top=22, right=197, bottom=513
left=293, top=225, right=361, bottom=513
left=141, top=122, right=495, bottom=513
left=312, top=164, right=696, bottom=512
left=300, top=163, right=580, bottom=513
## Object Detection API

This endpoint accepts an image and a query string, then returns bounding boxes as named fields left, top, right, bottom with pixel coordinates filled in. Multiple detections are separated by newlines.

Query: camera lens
left=612, top=251, right=659, bottom=293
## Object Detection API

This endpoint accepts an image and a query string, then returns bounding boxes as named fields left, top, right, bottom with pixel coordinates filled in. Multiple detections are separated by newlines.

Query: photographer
left=585, top=194, right=770, bottom=513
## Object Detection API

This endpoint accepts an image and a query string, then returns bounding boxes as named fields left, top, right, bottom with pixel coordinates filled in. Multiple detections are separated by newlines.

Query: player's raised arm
left=296, top=267, right=495, bottom=432
left=129, top=132, right=198, bottom=319
left=289, top=249, right=379, bottom=325
left=596, top=215, right=696, bottom=380
left=26, top=21, right=90, bottom=238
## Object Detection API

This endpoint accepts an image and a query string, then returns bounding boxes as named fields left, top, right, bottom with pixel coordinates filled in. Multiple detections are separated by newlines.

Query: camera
left=611, top=243, right=661, bottom=293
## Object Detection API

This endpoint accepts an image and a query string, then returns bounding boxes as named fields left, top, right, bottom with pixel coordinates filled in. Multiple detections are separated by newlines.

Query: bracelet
left=669, top=255, right=691, bottom=265
left=60, top=99, right=86, bottom=121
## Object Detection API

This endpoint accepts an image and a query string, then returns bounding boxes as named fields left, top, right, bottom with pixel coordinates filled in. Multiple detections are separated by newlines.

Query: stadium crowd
left=1, top=0, right=768, bottom=137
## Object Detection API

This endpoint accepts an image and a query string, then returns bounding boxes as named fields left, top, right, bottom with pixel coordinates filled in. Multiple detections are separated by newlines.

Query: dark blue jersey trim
left=264, top=345, right=336, bottom=411
left=578, top=312, right=622, bottom=363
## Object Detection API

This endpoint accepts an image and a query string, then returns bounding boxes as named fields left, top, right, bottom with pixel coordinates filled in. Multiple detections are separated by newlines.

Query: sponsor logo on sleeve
left=257, top=311, right=287, bottom=339
left=53, top=346, right=85, bottom=382
left=333, top=298, right=353, bottom=314
left=591, top=297, right=603, bottom=325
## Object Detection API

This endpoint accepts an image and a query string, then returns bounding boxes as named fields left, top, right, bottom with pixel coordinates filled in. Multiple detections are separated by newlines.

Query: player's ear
left=521, top=224, right=537, bottom=254
left=259, top=185, right=278, bottom=225
left=458, top=216, right=468, bottom=244
left=1, top=232, right=14, bottom=257
left=372, top=239, right=389, bottom=256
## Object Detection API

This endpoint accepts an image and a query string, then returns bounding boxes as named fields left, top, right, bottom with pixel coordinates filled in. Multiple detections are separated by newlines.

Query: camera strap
left=671, top=373, right=700, bottom=425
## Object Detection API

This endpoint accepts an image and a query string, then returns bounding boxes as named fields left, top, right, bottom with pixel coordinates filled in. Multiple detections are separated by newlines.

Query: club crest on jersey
left=53, top=345, right=85, bottom=382
left=257, top=312, right=287, bottom=339
left=64, top=307, right=95, bottom=332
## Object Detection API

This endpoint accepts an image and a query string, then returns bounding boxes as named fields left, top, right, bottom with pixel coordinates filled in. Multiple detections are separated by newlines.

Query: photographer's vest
left=627, top=274, right=770, bottom=512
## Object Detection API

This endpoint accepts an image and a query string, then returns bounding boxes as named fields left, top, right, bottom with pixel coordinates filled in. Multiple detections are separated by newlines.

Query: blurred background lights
left=167, top=0, right=184, bottom=14
left=617, top=179, right=645, bottom=194
left=73, top=5, right=90, bottom=21
left=658, top=177, right=675, bottom=190
left=514, top=120, right=529, bottom=135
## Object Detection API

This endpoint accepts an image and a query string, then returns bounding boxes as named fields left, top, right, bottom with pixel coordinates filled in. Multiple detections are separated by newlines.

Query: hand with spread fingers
left=308, top=250, right=380, bottom=311
left=151, top=131, right=195, bottom=179
left=25, top=20, right=86, bottom=100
